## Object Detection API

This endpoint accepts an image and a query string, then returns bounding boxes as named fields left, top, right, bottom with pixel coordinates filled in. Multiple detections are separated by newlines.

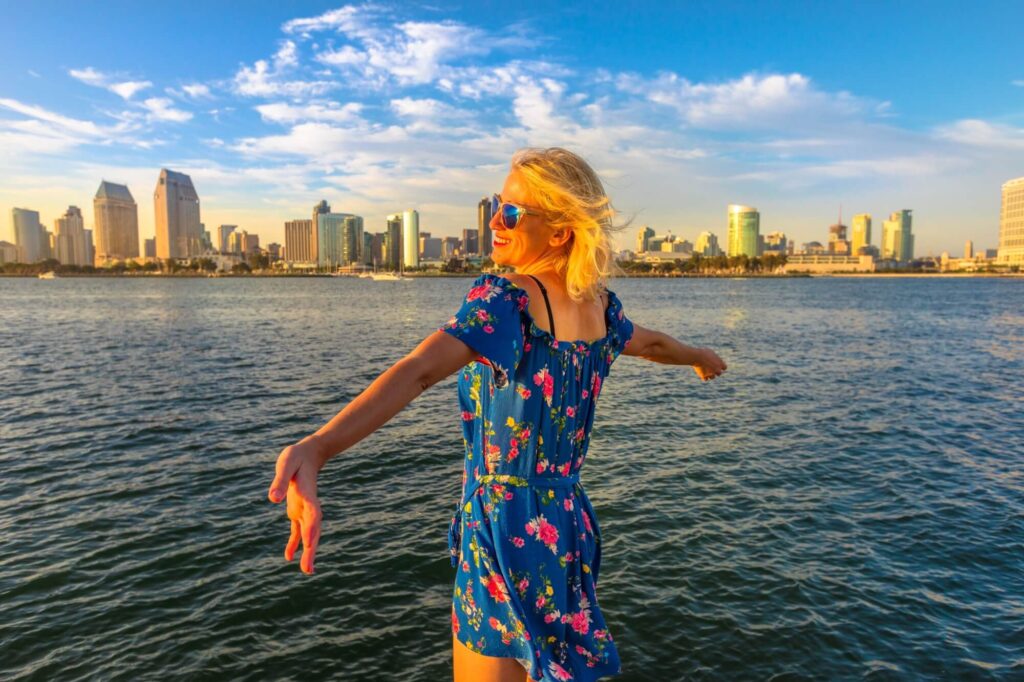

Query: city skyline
left=1, top=2, right=1023, bottom=254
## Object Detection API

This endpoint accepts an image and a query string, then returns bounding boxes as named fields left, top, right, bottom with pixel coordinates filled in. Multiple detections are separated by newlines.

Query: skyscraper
left=284, top=219, right=314, bottom=262
left=94, top=181, right=139, bottom=265
left=636, top=226, right=655, bottom=253
left=461, top=228, right=478, bottom=256
left=695, top=231, right=722, bottom=257
left=403, top=209, right=420, bottom=268
left=727, top=205, right=760, bottom=258
left=317, top=212, right=363, bottom=268
left=386, top=215, right=402, bottom=269
left=154, top=168, right=202, bottom=259
left=12, top=208, right=44, bottom=263
left=312, top=199, right=330, bottom=262
left=964, top=239, right=974, bottom=260
left=218, top=225, right=237, bottom=254
left=881, top=210, right=914, bottom=262
left=997, top=177, right=1024, bottom=265
left=478, top=197, right=492, bottom=258
left=851, top=214, right=872, bottom=255
left=54, top=206, right=88, bottom=265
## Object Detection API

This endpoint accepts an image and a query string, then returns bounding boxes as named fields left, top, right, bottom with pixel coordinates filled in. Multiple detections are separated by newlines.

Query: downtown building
left=12, top=207, right=48, bottom=263
left=94, top=181, right=139, bottom=265
left=998, top=177, right=1024, bottom=266
left=477, top=197, right=492, bottom=258
left=154, top=169, right=203, bottom=260
left=54, top=206, right=92, bottom=266
left=881, top=210, right=914, bottom=263
left=850, top=214, right=872, bottom=255
left=727, top=204, right=760, bottom=258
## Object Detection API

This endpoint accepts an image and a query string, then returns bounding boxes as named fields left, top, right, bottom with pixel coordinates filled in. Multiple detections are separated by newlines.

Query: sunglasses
left=490, top=193, right=539, bottom=230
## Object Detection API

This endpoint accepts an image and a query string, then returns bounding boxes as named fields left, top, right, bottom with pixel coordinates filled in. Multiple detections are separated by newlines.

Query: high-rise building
left=763, top=231, right=788, bottom=255
left=478, top=197, right=493, bottom=258
left=964, top=240, right=974, bottom=260
left=881, top=210, right=914, bottom=262
left=403, top=209, right=420, bottom=268
left=851, top=214, right=872, bottom=255
left=420, top=235, right=442, bottom=260
left=317, top=212, right=362, bottom=267
left=997, top=177, right=1024, bottom=265
left=54, top=206, right=88, bottom=265
left=12, top=208, right=44, bottom=263
left=144, top=238, right=156, bottom=258
left=284, top=219, right=315, bottom=262
left=218, top=225, right=237, bottom=254
left=636, top=226, right=655, bottom=253
left=0, top=240, right=18, bottom=264
left=727, top=205, right=760, bottom=258
left=312, top=199, right=330, bottom=262
left=461, top=228, right=478, bottom=256
left=694, top=231, right=722, bottom=257
left=244, top=233, right=260, bottom=255
left=386, top=215, right=402, bottom=269
left=828, top=219, right=850, bottom=255
left=154, top=168, right=202, bottom=259
left=94, top=181, right=139, bottom=265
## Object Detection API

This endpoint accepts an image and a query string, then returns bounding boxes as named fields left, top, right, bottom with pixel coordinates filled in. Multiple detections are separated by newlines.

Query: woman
left=268, top=147, right=727, bottom=682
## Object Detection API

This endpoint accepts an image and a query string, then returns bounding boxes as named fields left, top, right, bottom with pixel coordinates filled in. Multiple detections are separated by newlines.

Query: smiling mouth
left=494, top=235, right=511, bottom=247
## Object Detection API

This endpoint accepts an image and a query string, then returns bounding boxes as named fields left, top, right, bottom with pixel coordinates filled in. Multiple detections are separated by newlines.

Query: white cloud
left=233, top=40, right=335, bottom=97
left=69, top=66, right=152, bottom=100
left=182, top=84, right=212, bottom=99
left=282, top=5, right=371, bottom=37
left=141, top=97, right=193, bottom=123
left=936, top=119, right=1024, bottom=150
left=255, top=101, right=364, bottom=124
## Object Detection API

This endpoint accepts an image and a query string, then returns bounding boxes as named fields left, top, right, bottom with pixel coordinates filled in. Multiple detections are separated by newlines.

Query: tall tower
left=881, top=210, right=914, bottom=263
left=478, top=197, right=492, bottom=258
left=94, top=181, right=139, bottom=265
left=851, top=214, right=872, bottom=255
left=636, top=226, right=655, bottom=254
left=12, top=208, right=44, bottom=263
left=403, top=209, right=420, bottom=268
left=154, top=169, right=201, bottom=259
left=998, top=177, right=1024, bottom=265
left=727, top=205, right=760, bottom=258
left=312, top=200, right=330, bottom=263
left=386, top=214, right=403, bottom=269
left=54, top=206, right=87, bottom=265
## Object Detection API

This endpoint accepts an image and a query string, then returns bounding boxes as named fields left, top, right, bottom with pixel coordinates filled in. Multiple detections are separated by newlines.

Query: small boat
left=38, top=271, right=57, bottom=279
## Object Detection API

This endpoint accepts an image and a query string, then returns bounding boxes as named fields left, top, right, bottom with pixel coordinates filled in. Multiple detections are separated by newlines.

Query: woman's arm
left=622, top=322, right=727, bottom=381
left=267, top=330, right=477, bottom=574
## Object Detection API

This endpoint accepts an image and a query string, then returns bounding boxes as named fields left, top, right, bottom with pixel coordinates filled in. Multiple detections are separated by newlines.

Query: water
left=1, top=276, right=1022, bottom=681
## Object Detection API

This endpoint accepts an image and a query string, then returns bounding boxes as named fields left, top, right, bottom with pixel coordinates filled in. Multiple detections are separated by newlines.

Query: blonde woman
left=268, top=147, right=727, bottom=682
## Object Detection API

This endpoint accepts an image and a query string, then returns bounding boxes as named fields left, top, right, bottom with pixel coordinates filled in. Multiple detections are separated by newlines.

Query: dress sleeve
left=439, top=274, right=527, bottom=387
left=607, top=289, right=634, bottom=360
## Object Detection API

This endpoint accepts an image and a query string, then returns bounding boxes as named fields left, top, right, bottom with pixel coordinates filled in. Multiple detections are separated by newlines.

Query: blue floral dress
left=439, top=273, right=634, bottom=682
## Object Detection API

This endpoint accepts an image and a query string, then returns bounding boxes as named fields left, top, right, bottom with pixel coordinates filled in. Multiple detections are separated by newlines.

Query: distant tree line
left=620, top=253, right=788, bottom=275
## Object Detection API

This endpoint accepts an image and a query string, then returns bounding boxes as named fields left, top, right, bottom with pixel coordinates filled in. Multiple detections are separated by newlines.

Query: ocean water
left=1, top=276, right=1021, bottom=681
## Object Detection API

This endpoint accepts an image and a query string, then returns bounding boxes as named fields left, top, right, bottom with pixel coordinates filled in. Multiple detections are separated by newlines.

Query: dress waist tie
left=447, top=473, right=581, bottom=568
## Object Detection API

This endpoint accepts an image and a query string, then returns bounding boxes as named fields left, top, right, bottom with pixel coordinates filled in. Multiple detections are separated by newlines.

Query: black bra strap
left=527, top=274, right=556, bottom=338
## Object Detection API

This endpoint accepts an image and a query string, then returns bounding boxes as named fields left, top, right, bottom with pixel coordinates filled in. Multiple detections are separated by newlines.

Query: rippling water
left=1, top=276, right=1022, bottom=681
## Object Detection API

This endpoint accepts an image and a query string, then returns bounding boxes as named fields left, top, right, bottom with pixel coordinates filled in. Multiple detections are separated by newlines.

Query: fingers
left=268, top=448, right=298, bottom=503
left=299, top=503, right=322, bottom=574
left=285, top=519, right=301, bottom=561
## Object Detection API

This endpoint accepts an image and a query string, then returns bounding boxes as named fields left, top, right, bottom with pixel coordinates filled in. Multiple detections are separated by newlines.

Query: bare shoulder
left=501, top=272, right=534, bottom=292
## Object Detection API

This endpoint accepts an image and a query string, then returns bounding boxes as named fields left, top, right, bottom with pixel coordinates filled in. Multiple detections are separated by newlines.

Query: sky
left=1, top=0, right=1022, bottom=255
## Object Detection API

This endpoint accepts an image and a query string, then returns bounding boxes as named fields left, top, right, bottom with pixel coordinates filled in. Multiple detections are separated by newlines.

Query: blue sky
left=1, top=0, right=1022, bottom=254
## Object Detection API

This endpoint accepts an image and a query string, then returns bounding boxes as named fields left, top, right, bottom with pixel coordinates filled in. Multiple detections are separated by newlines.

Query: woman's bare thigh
left=452, top=633, right=531, bottom=682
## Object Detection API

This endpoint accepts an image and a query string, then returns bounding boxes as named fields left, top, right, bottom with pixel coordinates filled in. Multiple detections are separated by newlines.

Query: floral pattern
left=439, top=274, right=634, bottom=682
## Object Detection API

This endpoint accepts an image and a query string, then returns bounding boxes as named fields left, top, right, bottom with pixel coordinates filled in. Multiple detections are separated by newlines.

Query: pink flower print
left=575, top=645, right=587, bottom=655
left=536, top=461, right=546, bottom=474
left=452, top=608, right=460, bottom=635
left=466, top=282, right=498, bottom=302
left=521, top=426, right=531, bottom=440
left=476, top=309, right=490, bottom=321
left=505, top=492, right=513, bottom=500
left=511, top=536, right=525, bottom=548
left=536, top=594, right=546, bottom=608
left=564, top=497, right=573, bottom=511
left=582, top=511, right=593, bottom=534
left=566, top=406, right=576, bottom=418
left=582, top=389, right=588, bottom=399
left=548, top=661, right=574, bottom=681
left=488, top=616, right=502, bottom=630
left=524, top=340, right=532, bottom=352
left=593, top=374, right=602, bottom=398
left=559, top=462, right=571, bottom=476
left=571, top=611, right=591, bottom=635
left=483, top=572, right=510, bottom=603
left=518, top=578, right=529, bottom=592
left=563, top=551, right=574, bottom=563
left=533, top=367, right=554, bottom=405
left=544, top=612, right=557, bottom=623
left=516, top=386, right=532, bottom=400
left=461, top=410, right=474, bottom=421
left=526, top=514, right=560, bottom=553
left=483, top=324, right=494, bottom=334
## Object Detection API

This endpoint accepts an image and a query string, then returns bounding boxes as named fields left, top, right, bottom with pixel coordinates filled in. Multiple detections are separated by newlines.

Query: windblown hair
left=510, top=147, right=628, bottom=302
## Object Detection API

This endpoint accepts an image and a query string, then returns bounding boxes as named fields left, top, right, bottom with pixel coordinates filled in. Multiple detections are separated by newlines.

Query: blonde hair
left=510, top=147, right=628, bottom=302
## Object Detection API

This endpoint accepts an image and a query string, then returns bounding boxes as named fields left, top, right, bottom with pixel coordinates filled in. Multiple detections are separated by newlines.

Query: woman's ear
left=550, top=229, right=573, bottom=248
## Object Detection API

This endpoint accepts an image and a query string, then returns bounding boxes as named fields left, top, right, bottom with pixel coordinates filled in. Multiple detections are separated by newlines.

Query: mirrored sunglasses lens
left=490, top=194, right=500, bottom=215
left=501, top=204, right=521, bottom=229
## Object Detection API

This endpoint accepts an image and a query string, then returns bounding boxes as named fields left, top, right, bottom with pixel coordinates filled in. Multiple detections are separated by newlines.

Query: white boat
left=369, top=257, right=410, bottom=281
left=38, top=271, right=57, bottom=279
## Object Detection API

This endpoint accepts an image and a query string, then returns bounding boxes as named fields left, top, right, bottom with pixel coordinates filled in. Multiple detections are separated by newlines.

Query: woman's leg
left=452, top=633, right=532, bottom=682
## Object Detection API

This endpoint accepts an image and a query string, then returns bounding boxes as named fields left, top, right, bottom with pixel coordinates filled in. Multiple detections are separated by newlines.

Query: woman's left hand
left=693, top=348, right=727, bottom=382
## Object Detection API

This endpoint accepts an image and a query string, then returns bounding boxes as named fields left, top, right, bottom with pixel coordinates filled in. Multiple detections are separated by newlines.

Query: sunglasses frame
left=490, top=193, right=539, bottom=231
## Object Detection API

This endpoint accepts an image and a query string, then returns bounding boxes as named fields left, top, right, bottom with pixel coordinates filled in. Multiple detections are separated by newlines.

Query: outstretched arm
left=267, top=330, right=477, bottom=574
left=621, top=322, right=727, bottom=381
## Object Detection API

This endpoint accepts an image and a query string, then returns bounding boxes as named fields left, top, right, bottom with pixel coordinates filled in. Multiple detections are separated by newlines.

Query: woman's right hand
left=268, top=436, right=325, bottom=574
left=693, top=347, right=727, bottom=382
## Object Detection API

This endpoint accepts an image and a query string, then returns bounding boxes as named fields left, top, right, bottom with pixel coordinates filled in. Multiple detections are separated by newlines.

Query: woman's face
left=489, top=169, right=570, bottom=270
